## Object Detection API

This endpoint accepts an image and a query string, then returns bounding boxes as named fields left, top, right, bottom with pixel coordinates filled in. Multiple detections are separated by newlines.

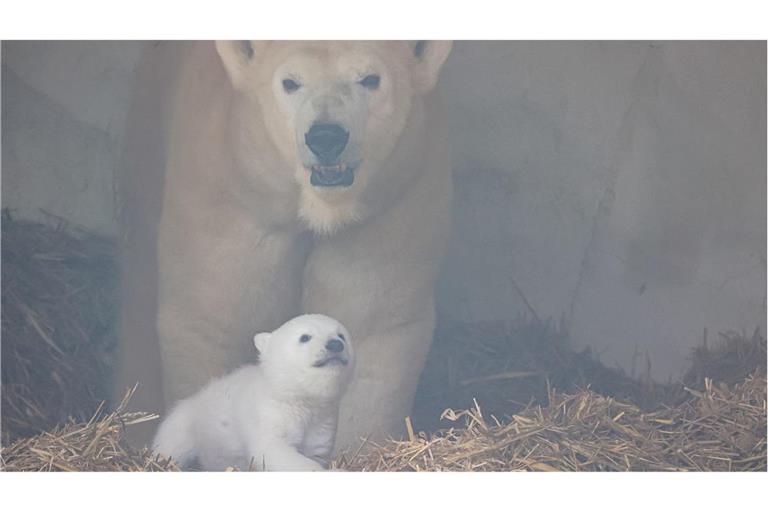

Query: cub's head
left=253, top=314, right=354, bottom=398
left=215, top=40, right=452, bottom=233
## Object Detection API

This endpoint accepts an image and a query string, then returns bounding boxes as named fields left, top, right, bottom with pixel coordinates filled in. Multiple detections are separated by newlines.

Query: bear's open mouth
left=309, top=164, right=355, bottom=188
left=313, top=355, right=348, bottom=368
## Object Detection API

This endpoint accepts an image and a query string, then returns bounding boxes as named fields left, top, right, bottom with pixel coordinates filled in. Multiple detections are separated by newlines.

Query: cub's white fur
left=152, top=314, right=354, bottom=471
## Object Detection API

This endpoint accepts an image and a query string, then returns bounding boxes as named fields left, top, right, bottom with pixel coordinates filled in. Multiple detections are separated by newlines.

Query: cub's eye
left=338, top=333, right=346, bottom=341
left=359, top=74, right=380, bottom=90
left=299, top=334, right=312, bottom=343
left=282, top=79, right=301, bottom=93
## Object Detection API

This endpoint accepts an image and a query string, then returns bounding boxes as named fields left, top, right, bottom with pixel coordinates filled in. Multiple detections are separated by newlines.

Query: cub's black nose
left=305, top=123, right=349, bottom=164
left=325, top=338, right=344, bottom=353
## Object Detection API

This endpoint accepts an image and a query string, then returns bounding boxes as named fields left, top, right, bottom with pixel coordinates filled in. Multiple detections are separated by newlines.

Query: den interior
left=1, top=41, right=765, bottom=471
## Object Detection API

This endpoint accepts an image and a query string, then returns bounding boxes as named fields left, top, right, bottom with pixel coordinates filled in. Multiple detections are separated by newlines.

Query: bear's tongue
left=310, top=164, right=354, bottom=188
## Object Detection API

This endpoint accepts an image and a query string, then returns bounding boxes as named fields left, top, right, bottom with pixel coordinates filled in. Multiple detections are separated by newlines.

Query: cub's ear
left=253, top=332, right=272, bottom=354
left=215, top=40, right=268, bottom=89
left=411, top=41, right=453, bottom=93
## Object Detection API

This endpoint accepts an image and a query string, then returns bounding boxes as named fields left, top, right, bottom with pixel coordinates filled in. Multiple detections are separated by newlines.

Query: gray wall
left=2, top=41, right=765, bottom=380
left=2, top=41, right=145, bottom=233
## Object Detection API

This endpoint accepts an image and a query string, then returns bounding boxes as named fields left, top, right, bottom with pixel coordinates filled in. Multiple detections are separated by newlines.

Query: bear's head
left=215, top=40, right=452, bottom=233
left=253, top=313, right=354, bottom=399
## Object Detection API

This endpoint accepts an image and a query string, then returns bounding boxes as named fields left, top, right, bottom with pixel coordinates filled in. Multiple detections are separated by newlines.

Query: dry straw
left=335, top=375, right=766, bottom=472
left=2, top=210, right=117, bottom=441
left=3, top=376, right=764, bottom=472
left=1, top=388, right=175, bottom=471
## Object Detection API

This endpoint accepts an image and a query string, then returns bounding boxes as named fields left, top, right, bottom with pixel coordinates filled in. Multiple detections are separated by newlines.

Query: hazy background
left=2, top=41, right=765, bottom=381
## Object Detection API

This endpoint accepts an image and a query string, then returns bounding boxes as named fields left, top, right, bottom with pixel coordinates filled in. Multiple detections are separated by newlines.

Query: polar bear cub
left=152, top=314, right=354, bottom=471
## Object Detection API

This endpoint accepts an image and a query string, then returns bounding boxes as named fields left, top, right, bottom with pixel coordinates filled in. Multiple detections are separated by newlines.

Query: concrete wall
left=2, top=41, right=765, bottom=380
left=436, top=41, right=766, bottom=379
left=2, top=41, right=145, bottom=233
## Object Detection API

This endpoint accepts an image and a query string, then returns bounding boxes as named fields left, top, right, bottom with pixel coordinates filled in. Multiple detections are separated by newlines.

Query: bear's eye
left=338, top=333, right=346, bottom=341
left=282, top=79, right=301, bottom=94
left=299, top=334, right=312, bottom=343
left=359, top=74, right=380, bottom=90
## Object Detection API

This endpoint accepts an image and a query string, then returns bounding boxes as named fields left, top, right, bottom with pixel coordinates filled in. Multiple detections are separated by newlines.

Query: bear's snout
left=325, top=338, right=345, bottom=353
left=305, top=123, right=349, bottom=165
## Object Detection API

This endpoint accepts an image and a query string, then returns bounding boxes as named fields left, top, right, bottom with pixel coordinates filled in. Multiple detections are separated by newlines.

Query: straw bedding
left=1, top=213, right=766, bottom=471
left=335, top=375, right=766, bottom=471
left=1, top=211, right=117, bottom=442
left=1, top=388, right=174, bottom=472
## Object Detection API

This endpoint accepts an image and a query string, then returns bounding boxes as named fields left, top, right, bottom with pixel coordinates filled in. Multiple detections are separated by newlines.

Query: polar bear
left=115, top=41, right=453, bottom=449
left=152, top=314, right=353, bottom=471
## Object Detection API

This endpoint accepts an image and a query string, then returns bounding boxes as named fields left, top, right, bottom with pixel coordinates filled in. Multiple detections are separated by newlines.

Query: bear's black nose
left=325, top=338, right=344, bottom=353
left=305, top=123, right=349, bottom=164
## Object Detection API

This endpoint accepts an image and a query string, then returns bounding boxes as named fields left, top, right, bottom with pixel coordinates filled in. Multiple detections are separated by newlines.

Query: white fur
left=116, top=41, right=453, bottom=450
left=152, top=314, right=354, bottom=471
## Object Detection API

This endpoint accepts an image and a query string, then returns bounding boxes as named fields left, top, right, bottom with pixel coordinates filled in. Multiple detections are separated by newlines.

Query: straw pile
left=0, top=388, right=175, bottom=471
left=684, top=327, right=767, bottom=388
left=336, top=374, right=767, bottom=471
left=416, top=321, right=655, bottom=434
left=4, top=374, right=764, bottom=472
left=1, top=210, right=117, bottom=442
left=412, top=319, right=766, bottom=433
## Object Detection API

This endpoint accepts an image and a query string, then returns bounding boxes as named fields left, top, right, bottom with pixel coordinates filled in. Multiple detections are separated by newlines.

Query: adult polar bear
left=115, top=41, right=453, bottom=450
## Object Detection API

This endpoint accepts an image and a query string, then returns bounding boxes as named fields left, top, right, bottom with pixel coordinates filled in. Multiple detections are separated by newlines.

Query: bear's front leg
left=334, top=315, right=436, bottom=451
left=302, top=238, right=444, bottom=451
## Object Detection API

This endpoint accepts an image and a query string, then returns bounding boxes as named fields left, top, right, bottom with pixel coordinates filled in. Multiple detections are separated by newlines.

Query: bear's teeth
left=312, top=164, right=347, bottom=172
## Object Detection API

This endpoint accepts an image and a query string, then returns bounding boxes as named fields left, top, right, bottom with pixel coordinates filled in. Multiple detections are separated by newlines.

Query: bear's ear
left=410, top=41, right=453, bottom=94
left=253, top=332, right=271, bottom=354
left=215, top=40, right=268, bottom=90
